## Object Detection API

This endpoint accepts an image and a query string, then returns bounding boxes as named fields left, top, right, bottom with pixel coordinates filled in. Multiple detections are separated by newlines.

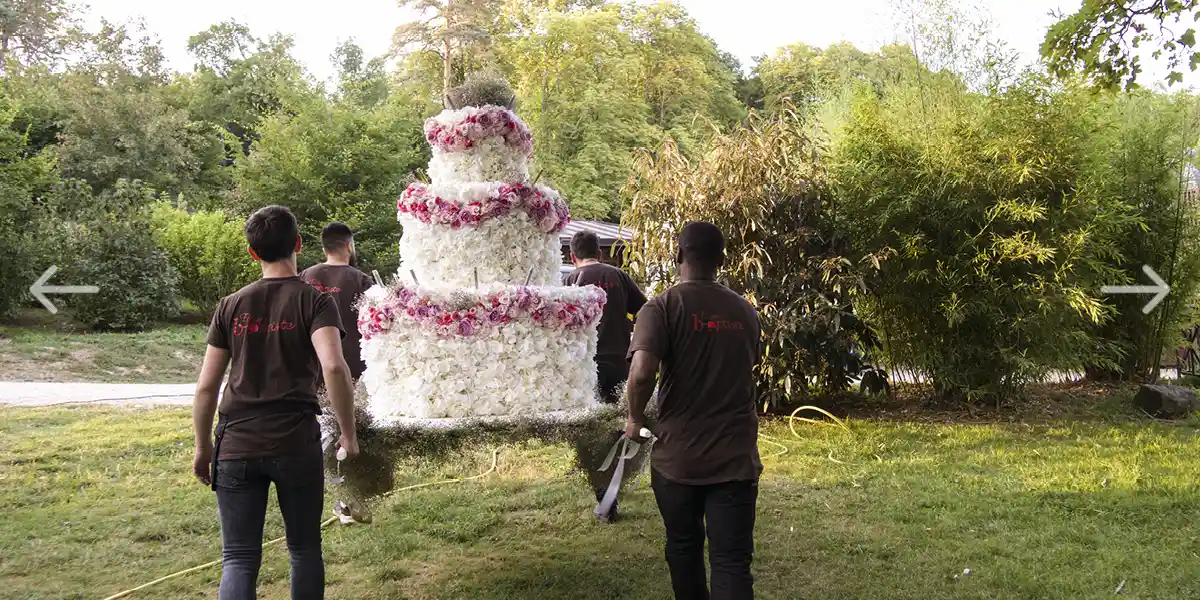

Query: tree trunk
left=443, top=37, right=452, bottom=105
left=442, top=0, right=453, bottom=106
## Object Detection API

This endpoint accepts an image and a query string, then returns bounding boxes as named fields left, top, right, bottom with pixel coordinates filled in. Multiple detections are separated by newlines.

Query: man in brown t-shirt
left=190, top=205, right=359, bottom=600
left=564, top=230, right=647, bottom=523
left=564, top=230, right=647, bottom=402
left=626, top=221, right=763, bottom=600
left=300, top=222, right=375, bottom=382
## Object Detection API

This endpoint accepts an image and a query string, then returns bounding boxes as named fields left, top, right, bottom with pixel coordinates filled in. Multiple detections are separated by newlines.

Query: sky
left=79, top=0, right=1191, bottom=87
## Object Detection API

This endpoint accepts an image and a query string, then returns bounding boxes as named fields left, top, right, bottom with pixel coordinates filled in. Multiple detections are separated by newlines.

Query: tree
left=0, top=0, right=79, bottom=73
left=54, top=21, right=227, bottom=201
left=1042, top=0, right=1200, bottom=89
left=185, top=21, right=312, bottom=160
left=333, top=40, right=390, bottom=109
left=625, top=1, right=745, bottom=149
left=392, top=0, right=504, bottom=100
left=507, top=5, right=655, bottom=219
left=236, top=95, right=429, bottom=275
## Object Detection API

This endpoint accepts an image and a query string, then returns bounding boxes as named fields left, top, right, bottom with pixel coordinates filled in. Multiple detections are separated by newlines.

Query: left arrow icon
left=30, top=265, right=99, bottom=314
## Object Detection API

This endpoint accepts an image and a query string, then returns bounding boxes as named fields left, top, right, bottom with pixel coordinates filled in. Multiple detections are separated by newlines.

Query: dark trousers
left=215, top=447, right=325, bottom=600
left=651, top=469, right=758, bottom=600
left=597, top=359, right=629, bottom=404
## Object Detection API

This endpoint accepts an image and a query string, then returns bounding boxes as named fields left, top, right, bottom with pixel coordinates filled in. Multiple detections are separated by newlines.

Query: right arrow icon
left=1101, top=265, right=1170, bottom=314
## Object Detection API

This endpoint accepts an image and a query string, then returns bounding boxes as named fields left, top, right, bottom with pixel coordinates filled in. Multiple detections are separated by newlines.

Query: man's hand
left=193, top=445, right=213, bottom=486
left=338, top=434, right=360, bottom=459
left=625, top=415, right=647, bottom=441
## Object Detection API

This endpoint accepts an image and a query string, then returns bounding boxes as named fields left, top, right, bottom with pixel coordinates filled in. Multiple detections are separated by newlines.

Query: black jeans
left=651, top=469, right=758, bottom=600
left=215, top=446, right=325, bottom=600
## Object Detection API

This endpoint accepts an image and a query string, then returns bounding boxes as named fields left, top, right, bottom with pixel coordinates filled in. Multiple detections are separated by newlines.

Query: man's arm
left=312, top=325, right=358, bottom=456
left=626, top=349, right=660, bottom=437
left=191, top=344, right=230, bottom=485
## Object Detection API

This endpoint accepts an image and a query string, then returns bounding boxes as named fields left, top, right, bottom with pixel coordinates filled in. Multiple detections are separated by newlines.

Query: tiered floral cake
left=357, top=99, right=606, bottom=424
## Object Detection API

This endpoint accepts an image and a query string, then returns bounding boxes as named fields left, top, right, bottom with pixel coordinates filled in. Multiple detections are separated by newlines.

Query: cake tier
left=358, top=283, right=606, bottom=421
left=427, top=138, right=530, bottom=186
left=396, top=182, right=569, bottom=288
left=425, top=106, right=533, bottom=187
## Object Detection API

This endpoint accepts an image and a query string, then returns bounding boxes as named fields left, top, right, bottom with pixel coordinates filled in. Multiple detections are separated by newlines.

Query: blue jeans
left=215, top=447, right=325, bottom=600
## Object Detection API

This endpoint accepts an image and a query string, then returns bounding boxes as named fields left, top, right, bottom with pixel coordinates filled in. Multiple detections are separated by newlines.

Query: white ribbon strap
left=594, top=432, right=654, bottom=519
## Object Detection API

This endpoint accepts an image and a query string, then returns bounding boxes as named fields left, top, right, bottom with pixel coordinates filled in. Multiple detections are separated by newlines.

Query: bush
left=1082, top=91, right=1200, bottom=380
left=151, top=203, right=258, bottom=313
left=0, top=93, right=56, bottom=319
left=623, top=105, right=887, bottom=408
left=63, top=180, right=181, bottom=331
left=829, top=76, right=1133, bottom=402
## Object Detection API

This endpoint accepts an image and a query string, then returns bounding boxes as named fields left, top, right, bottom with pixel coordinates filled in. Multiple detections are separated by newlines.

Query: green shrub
left=64, top=180, right=181, bottom=331
left=830, top=76, right=1133, bottom=402
left=151, top=203, right=258, bottom=313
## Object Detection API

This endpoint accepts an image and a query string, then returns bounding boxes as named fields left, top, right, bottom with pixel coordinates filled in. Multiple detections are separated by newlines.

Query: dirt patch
left=69, top=348, right=97, bottom=363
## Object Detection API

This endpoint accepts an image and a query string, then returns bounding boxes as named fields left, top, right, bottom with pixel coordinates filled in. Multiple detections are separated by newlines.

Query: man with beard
left=300, top=223, right=375, bottom=382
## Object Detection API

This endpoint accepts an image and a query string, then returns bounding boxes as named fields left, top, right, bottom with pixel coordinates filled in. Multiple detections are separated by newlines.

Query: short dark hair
left=678, top=221, right=725, bottom=272
left=244, top=205, right=299, bottom=262
left=322, top=222, right=354, bottom=251
left=570, top=230, right=601, bottom=260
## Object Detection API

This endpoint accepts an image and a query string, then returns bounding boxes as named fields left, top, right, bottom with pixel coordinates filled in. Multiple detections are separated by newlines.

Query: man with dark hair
left=300, top=222, right=375, bottom=382
left=565, top=230, right=646, bottom=401
left=565, top=229, right=647, bottom=523
left=191, top=205, right=359, bottom=600
left=626, top=221, right=763, bottom=600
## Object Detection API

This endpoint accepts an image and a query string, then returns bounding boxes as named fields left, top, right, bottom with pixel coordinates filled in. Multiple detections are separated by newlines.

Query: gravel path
left=0, top=382, right=196, bottom=407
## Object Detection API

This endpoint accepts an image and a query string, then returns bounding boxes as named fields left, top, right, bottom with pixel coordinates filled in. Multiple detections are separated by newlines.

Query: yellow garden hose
left=100, top=448, right=501, bottom=600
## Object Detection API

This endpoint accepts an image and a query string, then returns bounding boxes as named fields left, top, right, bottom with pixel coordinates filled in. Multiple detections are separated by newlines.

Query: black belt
left=210, top=403, right=321, bottom=491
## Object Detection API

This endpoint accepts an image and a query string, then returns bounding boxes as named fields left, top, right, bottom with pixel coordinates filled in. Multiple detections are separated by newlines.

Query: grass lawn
left=3, top=390, right=1200, bottom=600
left=0, top=309, right=208, bottom=383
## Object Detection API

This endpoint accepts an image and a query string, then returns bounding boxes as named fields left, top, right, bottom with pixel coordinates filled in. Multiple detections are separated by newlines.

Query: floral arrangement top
left=398, top=181, right=570, bottom=234
left=359, top=284, right=606, bottom=341
left=424, top=105, right=534, bottom=157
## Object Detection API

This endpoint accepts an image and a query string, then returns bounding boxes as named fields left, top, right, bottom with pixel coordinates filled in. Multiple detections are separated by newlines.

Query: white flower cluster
left=397, top=211, right=560, bottom=288
left=427, top=137, right=530, bottom=186
left=360, top=316, right=600, bottom=422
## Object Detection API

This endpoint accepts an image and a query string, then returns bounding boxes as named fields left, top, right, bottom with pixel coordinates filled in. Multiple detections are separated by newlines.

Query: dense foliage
left=62, top=180, right=181, bottom=331
left=623, top=106, right=887, bottom=407
left=151, top=204, right=258, bottom=314
left=830, top=76, right=1136, bottom=401
left=1042, top=0, right=1200, bottom=90
left=2, top=0, right=1200, bottom=402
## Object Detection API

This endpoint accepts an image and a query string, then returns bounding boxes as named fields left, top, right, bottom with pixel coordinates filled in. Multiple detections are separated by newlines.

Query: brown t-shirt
left=628, top=280, right=763, bottom=485
left=299, top=263, right=374, bottom=379
left=206, top=276, right=344, bottom=459
left=565, top=262, right=647, bottom=366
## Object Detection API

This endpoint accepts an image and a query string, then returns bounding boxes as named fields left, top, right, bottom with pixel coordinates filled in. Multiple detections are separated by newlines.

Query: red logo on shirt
left=692, top=312, right=746, bottom=332
left=305, top=279, right=341, bottom=293
left=233, top=313, right=296, bottom=337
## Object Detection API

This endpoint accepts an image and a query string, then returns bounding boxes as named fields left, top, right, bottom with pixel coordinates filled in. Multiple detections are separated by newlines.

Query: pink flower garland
left=424, top=106, right=534, bottom=156
left=398, top=182, right=571, bottom=234
left=359, top=285, right=606, bottom=341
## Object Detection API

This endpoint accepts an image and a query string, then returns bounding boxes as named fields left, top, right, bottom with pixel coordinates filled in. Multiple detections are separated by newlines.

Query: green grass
left=0, top=309, right=207, bottom=383
left=2, top=396, right=1200, bottom=600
